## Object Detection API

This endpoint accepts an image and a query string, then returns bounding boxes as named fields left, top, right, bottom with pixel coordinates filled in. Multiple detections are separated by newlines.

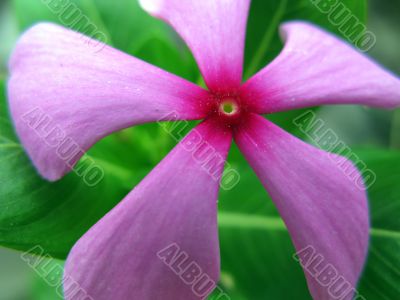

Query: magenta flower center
left=219, top=98, right=239, bottom=115
left=208, top=93, right=247, bottom=128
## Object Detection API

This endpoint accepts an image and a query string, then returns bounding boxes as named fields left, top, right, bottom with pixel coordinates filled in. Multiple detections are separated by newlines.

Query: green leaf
left=0, top=0, right=19, bottom=75
left=217, top=148, right=311, bottom=299
left=31, top=258, right=64, bottom=300
left=216, top=148, right=400, bottom=299
left=390, top=109, right=400, bottom=149
left=356, top=150, right=400, bottom=299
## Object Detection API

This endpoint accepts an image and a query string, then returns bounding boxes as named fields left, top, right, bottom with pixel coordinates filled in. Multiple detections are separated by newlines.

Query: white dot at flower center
left=139, top=0, right=163, bottom=15
left=219, top=100, right=239, bottom=116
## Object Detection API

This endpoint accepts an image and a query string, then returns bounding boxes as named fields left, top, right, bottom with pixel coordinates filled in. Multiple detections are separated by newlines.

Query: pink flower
left=7, top=0, right=400, bottom=299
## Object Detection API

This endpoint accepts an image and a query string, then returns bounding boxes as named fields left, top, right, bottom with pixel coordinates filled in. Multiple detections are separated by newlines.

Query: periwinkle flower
left=7, top=0, right=400, bottom=299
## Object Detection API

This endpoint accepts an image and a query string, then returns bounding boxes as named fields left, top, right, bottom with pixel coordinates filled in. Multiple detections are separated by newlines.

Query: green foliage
left=217, top=148, right=400, bottom=299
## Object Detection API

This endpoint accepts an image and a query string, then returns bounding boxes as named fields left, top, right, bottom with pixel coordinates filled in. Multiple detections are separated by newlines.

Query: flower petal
left=140, top=0, right=250, bottom=92
left=241, top=21, right=400, bottom=113
left=234, top=114, right=369, bottom=300
left=64, top=119, right=232, bottom=300
left=8, top=23, right=210, bottom=181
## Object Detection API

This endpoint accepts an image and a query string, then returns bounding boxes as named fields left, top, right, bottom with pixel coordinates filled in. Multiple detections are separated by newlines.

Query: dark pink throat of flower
left=207, top=93, right=249, bottom=129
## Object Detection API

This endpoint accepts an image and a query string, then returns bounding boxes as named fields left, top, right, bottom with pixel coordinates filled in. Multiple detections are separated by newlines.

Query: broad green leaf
left=217, top=147, right=311, bottom=299
left=216, top=148, right=400, bottom=299
left=356, top=150, right=400, bottom=299
left=391, top=109, right=400, bottom=148
left=0, top=0, right=19, bottom=75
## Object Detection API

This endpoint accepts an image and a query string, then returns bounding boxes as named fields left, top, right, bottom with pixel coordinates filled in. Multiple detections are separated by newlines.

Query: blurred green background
left=0, top=0, right=399, bottom=299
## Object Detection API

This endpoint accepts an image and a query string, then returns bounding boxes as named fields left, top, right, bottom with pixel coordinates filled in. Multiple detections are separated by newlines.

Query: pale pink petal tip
left=242, top=21, right=400, bottom=113
left=64, top=119, right=232, bottom=300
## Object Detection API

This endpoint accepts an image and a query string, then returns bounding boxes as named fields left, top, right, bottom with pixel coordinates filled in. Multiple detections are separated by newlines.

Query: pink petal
left=140, top=0, right=250, bottom=92
left=241, top=21, right=400, bottom=113
left=8, top=23, right=210, bottom=181
left=64, top=119, right=232, bottom=300
left=234, top=114, right=369, bottom=300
